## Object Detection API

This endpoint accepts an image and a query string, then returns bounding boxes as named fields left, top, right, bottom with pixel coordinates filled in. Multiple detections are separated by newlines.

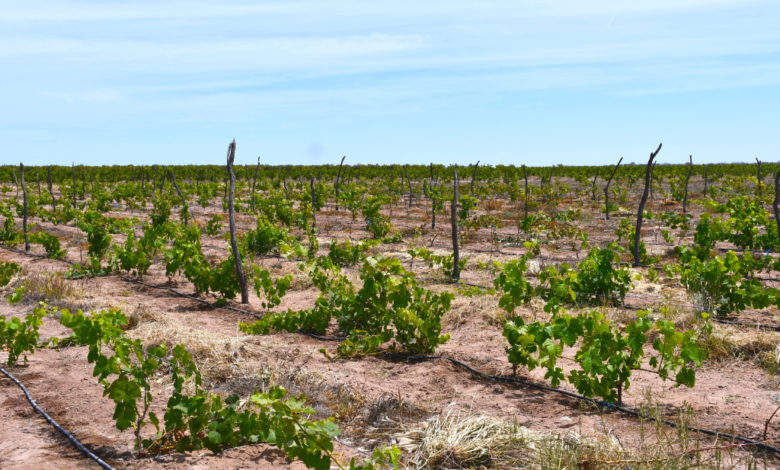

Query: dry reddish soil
left=2, top=179, right=780, bottom=469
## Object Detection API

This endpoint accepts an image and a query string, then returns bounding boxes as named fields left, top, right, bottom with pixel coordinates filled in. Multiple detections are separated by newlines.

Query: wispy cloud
left=1, top=1, right=779, bottom=164
left=39, top=89, right=124, bottom=103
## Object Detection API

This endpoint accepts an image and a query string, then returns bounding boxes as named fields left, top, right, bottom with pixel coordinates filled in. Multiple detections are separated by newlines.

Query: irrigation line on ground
left=381, top=353, right=780, bottom=456
left=0, top=366, right=116, bottom=470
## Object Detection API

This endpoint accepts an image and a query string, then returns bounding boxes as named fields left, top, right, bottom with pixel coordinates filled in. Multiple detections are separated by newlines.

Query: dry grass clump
left=271, top=365, right=368, bottom=423
left=446, top=291, right=504, bottom=326
left=701, top=325, right=780, bottom=371
left=343, top=394, right=432, bottom=451
left=2, top=270, right=95, bottom=313
left=267, top=260, right=313, bottom=291
left=395, top=412, right=537, bottom=469
left=395, top=407, right=762, bottom=470
left=125, top=313, right=269, bottom=384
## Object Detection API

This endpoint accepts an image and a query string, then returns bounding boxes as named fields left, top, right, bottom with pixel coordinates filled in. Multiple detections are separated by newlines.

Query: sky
left=1, top=1, right=779, bottom=167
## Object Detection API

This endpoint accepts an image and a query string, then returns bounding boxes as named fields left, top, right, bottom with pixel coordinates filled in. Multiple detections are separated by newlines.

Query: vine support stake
left=683, top=155, right=693, bottom=213
left=171, top=169, right=188, bottom=226
left=20, top=163, right=29, bottom=252
left=152, top=165, right=158, bottom=199
left=251, top=156, right=260, bottom=213
left=470, top=160, right=480, bottom=197
left=633, top=143, right=662, bottom=266
left=310, top=174, right=317, bottom=229
left=773, top=167, right=780, bottom=249
left=757, top=158, right=762, bottom=198
left=12, top=168, right=19, bottom=199
left=404, top=164, right=413, bottom=209
left=703, top=165, right=708, bottom=198
left=650, top=162, right=657, bottom=199
left=540, top=168, right=546, bottom=204
left=335, top=156, right=345, bottom=211
left=430, top=162, right=437, bottom=230
left=226, top=140, right=249, bottom=304
left=604, top=157, right=623, bottom=220
left=451, top=170, right=460, bottom=280
left=72, top=162, right=77, bottom=207
left=47, top=166, right=56, bottom=213
left=159, top=166, right=166, bottom=194
left=522, top=165, right=529, bottom=219
left=591, top=168, right=599, bottom=201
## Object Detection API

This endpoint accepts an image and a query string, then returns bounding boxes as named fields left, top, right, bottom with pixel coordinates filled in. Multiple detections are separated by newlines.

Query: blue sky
left=1, top=1, right=779, bottom=167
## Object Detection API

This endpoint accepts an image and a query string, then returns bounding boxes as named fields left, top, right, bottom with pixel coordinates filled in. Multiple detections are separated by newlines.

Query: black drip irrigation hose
left=382, top=352, right=780, bottom=456
left=119, top=275, right=263, bottom=320
left=121, top=275, right=349, bottom=341
left=0, top=367, right=116, bottom=470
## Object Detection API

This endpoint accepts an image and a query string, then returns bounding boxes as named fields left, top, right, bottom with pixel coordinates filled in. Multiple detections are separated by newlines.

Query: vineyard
left=2, top=145, right=780, bottom=469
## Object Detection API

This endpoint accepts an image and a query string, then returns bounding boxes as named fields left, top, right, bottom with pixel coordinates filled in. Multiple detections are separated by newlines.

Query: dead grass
left=701, top=324, right=780, bottom=372
left=394, top=403, right=763, bottom=470
left=126, top=312, right=270, bottom=383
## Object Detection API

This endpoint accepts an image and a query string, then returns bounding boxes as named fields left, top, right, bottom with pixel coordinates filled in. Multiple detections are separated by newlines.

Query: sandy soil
left=2, top=178, right=780, bottom=469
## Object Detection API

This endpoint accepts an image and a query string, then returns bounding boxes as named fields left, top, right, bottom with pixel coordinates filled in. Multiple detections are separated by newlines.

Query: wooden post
left=683, top=155, right=693, bottom=213
left=757, top=158, right=762, bottom=198
left=226, top=140, right=249, bottom=304
left=47, top=166, right=56, bottom=213
left=12, top=168, right=19, bottom=199
left=159, top=166, right=166, bottom=194
left=404, top=165, right=413, bottom=209
left=310, top=175, right=316, bottom=229
left=71, top=162, right=77, bottom=207
left=430, top=163, right=436, bottom=230
left=703, top=165, right=708, bottom=198
left=171, top=169, right=188, bottom=226
left=650, top=162, right=657, bottom=199
left=470, top=160, right=480, bottom=197
left=451, top=170, right=460, bottom=280
left=20, top=163, right=29, bottom=251
left=540, top=168, right=546, bottom=204
left=223, top=166, right=228, bottom=200
left=773, top=168, right=780, bottom=248
left=36, top=170, right=41, bottom=196
left=251, top=156, right=260, bottom=213
left=592, top=168, right=599, bottom=201
left=522, top=165, right=528, bottom=219
left=604, top=157, right=623, bottom=220
left=335, top=156, right=345, bottom=211
left=82, top=166, right=87, bottom=199
left=633, top=144, right=662, bottom=266
left=152, top=166, right=158, bottom=198
left=141, top=166, right=145, bottom=196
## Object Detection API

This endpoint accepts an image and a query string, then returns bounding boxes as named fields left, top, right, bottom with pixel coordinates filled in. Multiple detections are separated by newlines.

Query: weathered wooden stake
left=451, top=170, right=460, bottom=280
left=47, top=166, right=56, bottom=213
left=522, top=165, right=528, bottom=219
left=72, top=163, right=77, bottom=207
left=404, top=165, right=413, bottom=209
left=226, top=140, right=249, bottom=304
left=604, top=157, right=623, bottom=220
left=683, top=155, right=693, bottom=213
left=773, top=168, right=780, bottom=248
left=251, top=157, right=260, bottom=213
left=310, top=175, right=316, bottom=229
left=20, top=163, right=29, bottom=251
left=633, top=144, right=662, bottom=266
left=171, top=169, right=188, bottom=226
left=470, top=161, right=480, bottom=197
left=335, top=156, right=346, bottom=211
